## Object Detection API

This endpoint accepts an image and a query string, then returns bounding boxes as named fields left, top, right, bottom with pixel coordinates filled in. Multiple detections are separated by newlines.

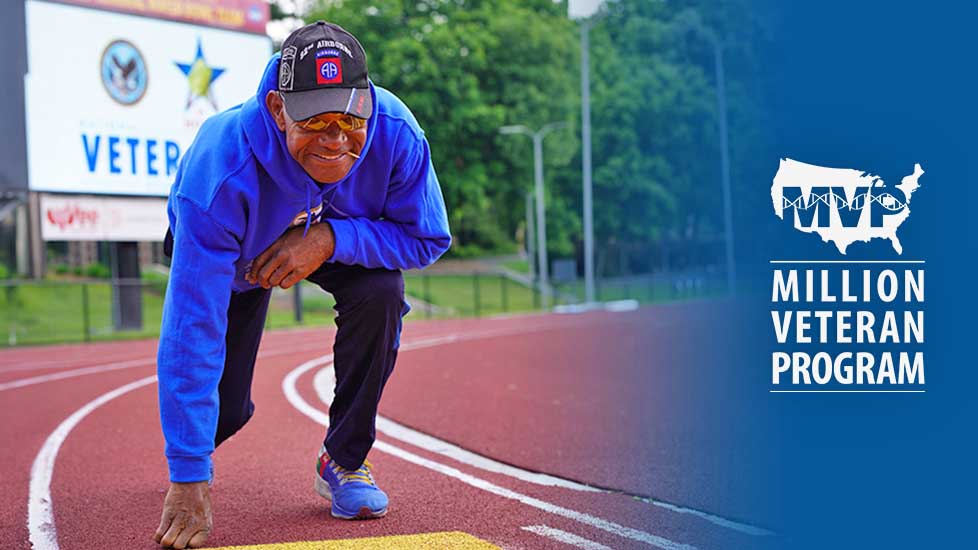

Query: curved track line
left=522, top=524, right=614, bottom=549
left=1, top=340, right=339, bottom=393
left=23, top=321, right=600, bottom=549
left=0, top=355, right=146, bottom=373
left=309, top=332, right=772, bottom=537
left=312, top=364, right=602, bottom=492
left=282, top=337, right=697, bottom=550
left=21, top=311, right=741, bottom=550
left=635, top=498, right=772, bottom=537
left=28, top=375, right=158, bottom=550
left=376, top=441, right=693, bottom=550
left=1, top=358, right=155, bottom=392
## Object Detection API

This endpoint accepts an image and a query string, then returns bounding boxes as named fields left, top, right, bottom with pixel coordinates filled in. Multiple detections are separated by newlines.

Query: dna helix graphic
left=782, top=190, right=907, bottom=212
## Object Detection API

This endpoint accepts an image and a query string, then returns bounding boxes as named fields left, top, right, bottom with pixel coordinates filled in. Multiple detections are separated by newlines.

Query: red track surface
left=1, top=304, right=778, bottom=550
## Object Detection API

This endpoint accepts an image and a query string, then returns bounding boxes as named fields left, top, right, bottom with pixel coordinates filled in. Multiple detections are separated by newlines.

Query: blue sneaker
left=315, top=446, right=388, bottom=519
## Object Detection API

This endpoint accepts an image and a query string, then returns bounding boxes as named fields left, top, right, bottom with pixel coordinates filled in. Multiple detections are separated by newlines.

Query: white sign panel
left=40, top=194, right=169, bottom=242
left=568, top=0, right=604, bottom=19
left=25, top=0, right=271, bottom=197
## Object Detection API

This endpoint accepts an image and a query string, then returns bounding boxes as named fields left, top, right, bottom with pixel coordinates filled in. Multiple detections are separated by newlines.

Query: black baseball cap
left=277, top=21, right=372, bottom=120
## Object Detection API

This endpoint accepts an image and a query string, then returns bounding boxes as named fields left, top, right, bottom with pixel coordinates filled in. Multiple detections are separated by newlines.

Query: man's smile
left=311, top=151, right=347, bottom=162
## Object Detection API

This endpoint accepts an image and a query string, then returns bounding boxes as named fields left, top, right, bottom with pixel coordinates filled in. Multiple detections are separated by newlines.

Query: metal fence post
left=500, top=274, right=508, bottom=312
left=473, top=272, right=481, bottom=317
left=82, top=283, right=91, bottom=342
left=293, top=283, right=303, bottom=324
left=5, top=285, right=15, bottom=346
left=423, top=272, right=432, bottom=320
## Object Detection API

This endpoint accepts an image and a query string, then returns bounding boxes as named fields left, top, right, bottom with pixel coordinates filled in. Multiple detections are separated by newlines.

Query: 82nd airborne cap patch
left=278, top=20, right=372, bottom=120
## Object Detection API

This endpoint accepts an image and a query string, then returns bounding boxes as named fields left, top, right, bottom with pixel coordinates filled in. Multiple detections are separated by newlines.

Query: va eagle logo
left=100, top=40, right=148, bottom=106
left=771, top=158, right=924, bottom=255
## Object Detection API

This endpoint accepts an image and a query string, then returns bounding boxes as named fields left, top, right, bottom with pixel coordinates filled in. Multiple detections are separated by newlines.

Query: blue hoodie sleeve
left=157, top=195, right=239, bottom=482
left=326, top=133, right=451, bottom=270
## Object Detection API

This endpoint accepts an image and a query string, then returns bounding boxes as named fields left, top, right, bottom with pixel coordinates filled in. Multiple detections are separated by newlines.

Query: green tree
left=305, top=0, right=579, bottom=257
left=557, top=0, right=771, bottom=274
left=296, top=0, right=771, bottom=273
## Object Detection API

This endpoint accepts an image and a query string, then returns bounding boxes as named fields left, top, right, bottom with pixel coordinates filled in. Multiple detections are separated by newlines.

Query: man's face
left=266, top=91, right=368, bottom=184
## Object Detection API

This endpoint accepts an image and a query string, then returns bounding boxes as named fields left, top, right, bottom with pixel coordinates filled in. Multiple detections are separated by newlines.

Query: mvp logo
left=771, top=158, right=923, bottom=254
left=779, top=186, right=907, bottom=229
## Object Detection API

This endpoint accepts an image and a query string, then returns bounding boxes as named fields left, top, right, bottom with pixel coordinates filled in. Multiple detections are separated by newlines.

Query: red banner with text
left=47, top=0, right=269, bottom=34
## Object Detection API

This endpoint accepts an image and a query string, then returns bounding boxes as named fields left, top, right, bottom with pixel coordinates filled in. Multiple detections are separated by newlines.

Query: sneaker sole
left=314, top=475, right=388, bottom=520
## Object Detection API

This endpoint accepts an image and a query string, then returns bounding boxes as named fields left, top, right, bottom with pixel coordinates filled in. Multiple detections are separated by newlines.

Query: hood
left=239, top=54, right=378, bottom=212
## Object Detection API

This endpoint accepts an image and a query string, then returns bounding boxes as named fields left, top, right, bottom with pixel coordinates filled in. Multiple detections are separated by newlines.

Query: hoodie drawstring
left=303, top=185, right=340, bottom=238
left=303, top=185, right=313, bottom=237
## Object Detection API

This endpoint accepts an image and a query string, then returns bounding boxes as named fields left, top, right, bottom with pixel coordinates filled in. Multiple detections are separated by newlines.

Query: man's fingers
left=255, top=252, right=287, bottom=288
left=159, top=516, right=185, bottom=547
left=172, top=519, right=204, bottom=550
left=267, top=263, right=292, bottom=288
left=154, top=511, right=174, bottom=544
left=251, top=239, right=280, bottom=271
left=188, top=528, right=211, bottom=548
left=249, top=240, right=283, bottom=284
left=278, top=270, right=304, bottom=289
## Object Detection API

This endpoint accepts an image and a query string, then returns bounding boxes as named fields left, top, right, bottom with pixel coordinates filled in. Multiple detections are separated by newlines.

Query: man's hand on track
left=247, top=223, right=335, bottom=289
left=154, top=481, right=212, bottom=549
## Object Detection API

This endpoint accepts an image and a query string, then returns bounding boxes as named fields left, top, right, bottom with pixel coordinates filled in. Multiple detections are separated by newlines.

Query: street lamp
left=570, top=0, right=604, bottom=305
left=500, top=122, right=567, bottom=307
left=525, top=191, right=535, bottom=282
left=672, top=10, right=737, bottom=294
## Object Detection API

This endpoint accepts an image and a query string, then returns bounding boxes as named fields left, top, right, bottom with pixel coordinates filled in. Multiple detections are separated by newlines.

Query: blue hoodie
left=157, top=54, right=451, bottom=482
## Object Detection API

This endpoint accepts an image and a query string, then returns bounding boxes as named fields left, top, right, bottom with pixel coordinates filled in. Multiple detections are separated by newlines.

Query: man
left=153, top=21, right=451, bottom=549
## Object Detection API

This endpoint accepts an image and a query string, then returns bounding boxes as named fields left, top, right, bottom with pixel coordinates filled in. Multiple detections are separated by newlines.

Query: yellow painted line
left=209, top=531, right=501, bottom=550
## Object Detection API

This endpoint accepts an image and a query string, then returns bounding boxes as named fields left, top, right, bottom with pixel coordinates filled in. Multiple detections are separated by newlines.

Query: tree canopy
left=293, top=0, right=770, bottom=275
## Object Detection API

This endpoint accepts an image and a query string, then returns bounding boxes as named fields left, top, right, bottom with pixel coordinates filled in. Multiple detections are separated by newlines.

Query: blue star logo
left=174, top=38, right=226, bottom=111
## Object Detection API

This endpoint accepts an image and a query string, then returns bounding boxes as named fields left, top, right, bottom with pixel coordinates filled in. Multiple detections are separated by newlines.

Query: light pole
left=500, top=122, right=566, bottom=307
left=580, top=17, right=596, bottom=305
left=673, top=11, right=737, bottom=294
left=525, top=191, right=535, bottom=282
left=570, top=1, right=604, bottom=304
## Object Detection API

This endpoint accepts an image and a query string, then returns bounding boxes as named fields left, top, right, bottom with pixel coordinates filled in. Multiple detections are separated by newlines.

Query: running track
left=0, top=303, right=780, bottom=549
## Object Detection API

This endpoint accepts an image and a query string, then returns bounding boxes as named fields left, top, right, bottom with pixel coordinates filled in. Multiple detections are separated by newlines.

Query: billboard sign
left=40, top=194, right=168, bottom=241
left=45, top=0, right=270, bottom=35
left=24, top=0, right=271, bottom=197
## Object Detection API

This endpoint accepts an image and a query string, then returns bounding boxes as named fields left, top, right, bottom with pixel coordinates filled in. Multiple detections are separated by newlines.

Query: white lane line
left=23, top=321, right=600, bottom=550
left=379, top=441, right=692, bottom=550
left=25, top=337, right=343, bottom=549
left=28, top=375, right=158, bottom=550
left=5, top=313, right=599, bottom=392
left=310, top=333, right=770, bottom=537
left=283, top=345, right=696, bottom=550
left=312, top=363, right=601, bottom=492
left=521, top=525, right=614, bottom=549
left=0, top=340, right=334, bottom=393
left=0, top=356, right=146, bottom=373
left=636, top=498, right=773, bottom=537
left=0, top=358, right=155, bottom=392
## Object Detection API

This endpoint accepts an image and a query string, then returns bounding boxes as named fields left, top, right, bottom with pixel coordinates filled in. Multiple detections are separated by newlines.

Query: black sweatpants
left=214, top=262, right=408, bottom=471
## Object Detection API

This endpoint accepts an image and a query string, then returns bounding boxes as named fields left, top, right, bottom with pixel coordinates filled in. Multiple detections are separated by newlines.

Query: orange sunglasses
left=297, top=113, right=367, bottom=132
